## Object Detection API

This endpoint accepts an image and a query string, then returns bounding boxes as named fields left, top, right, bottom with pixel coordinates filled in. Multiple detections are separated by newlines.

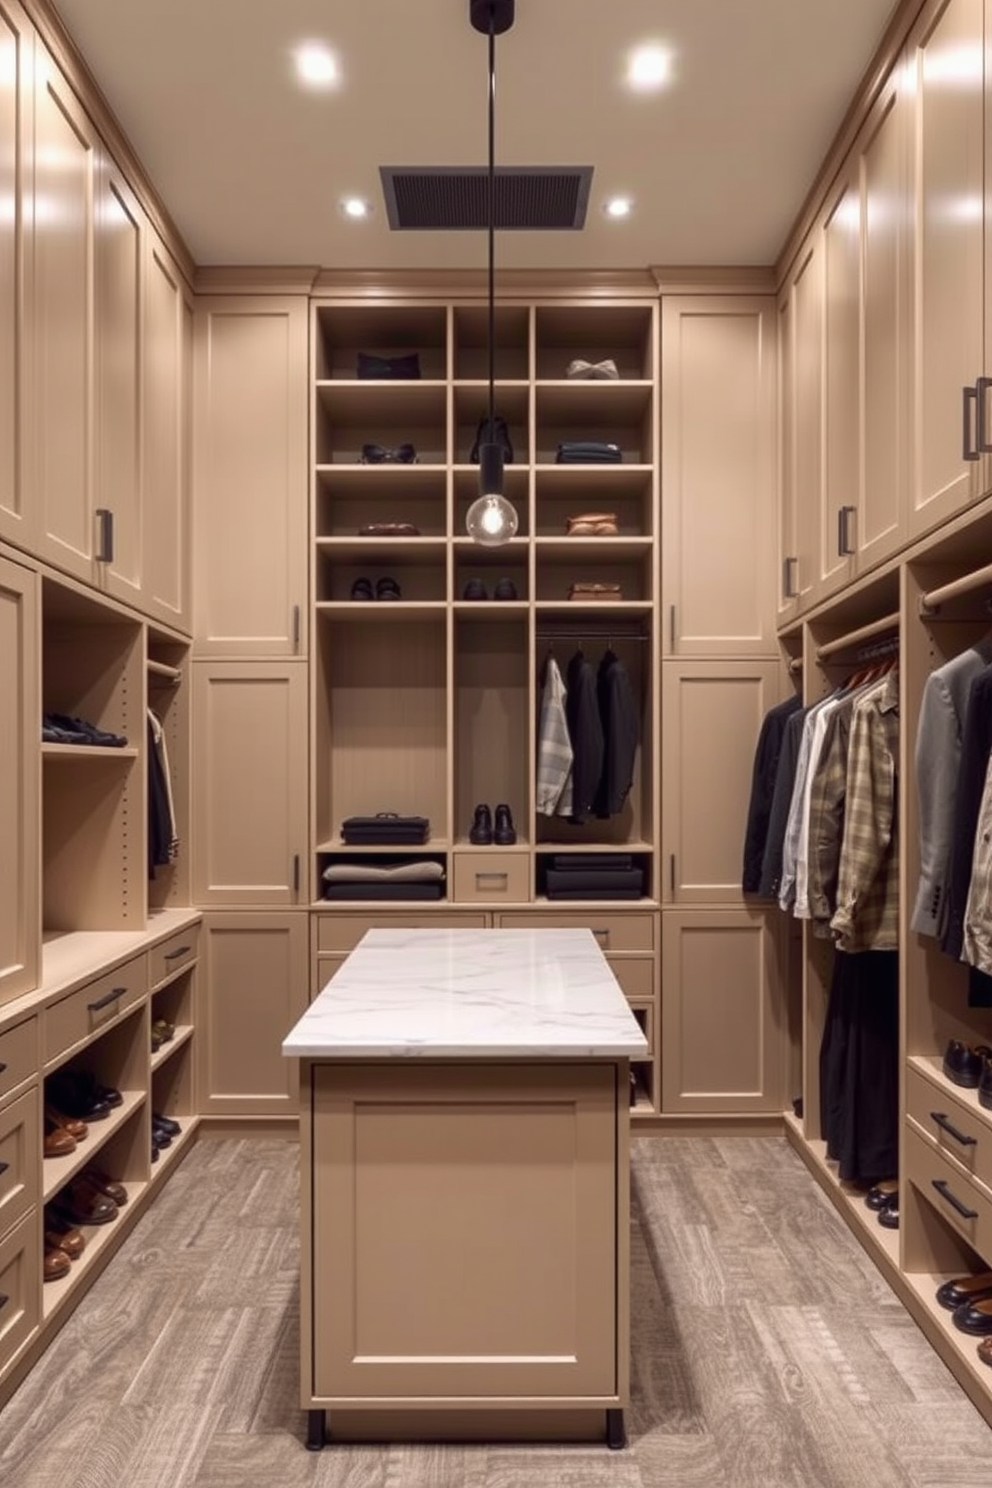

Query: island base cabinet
left=304, top=1060, right=624, bottom=1410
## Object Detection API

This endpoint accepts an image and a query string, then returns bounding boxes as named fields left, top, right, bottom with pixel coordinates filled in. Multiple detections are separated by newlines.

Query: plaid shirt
left=963, top=752, right=992, bottom=976
left=805, top=693, right=856, bottom=932
left=830, top=670, right=900, bottom=952
left=536, top=656, right=573, bottom=816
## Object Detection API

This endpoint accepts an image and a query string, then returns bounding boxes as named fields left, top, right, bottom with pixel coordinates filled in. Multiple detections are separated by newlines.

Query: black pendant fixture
left=465, top=0, right=519, bottom=547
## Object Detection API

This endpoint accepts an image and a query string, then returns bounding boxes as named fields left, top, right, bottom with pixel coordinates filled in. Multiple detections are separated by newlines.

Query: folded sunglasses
left=359, top=443, right=418, bottom=464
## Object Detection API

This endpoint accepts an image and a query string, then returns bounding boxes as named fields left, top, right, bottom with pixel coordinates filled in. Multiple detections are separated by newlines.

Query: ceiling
left=52, top=0, right=899, bottom=274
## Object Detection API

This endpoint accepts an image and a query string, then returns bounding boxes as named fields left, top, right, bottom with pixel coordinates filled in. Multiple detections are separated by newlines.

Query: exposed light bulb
left=466, top=493, right=518, bottom=547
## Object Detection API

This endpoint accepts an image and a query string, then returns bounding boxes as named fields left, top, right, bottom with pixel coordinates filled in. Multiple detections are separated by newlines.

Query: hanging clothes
left=741, top=693, right=802, bottom=893
left=758, top=704, right=811, bottom=898
left=536, top=654, right=574, bottom=817
left=148, top=709, right=178, bottom=872
left=819, top=947, right=900, bottom=1184
left=830, top=669, right=900, bottom=953
left=592, top=647, right=638, bottom=817
left=564, top=649, right=604, bottom=823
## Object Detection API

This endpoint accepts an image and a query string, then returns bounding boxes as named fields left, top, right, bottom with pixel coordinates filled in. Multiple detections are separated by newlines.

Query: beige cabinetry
left=661, top=909, right=787, bottom=1114
left=191, top=661, right=308, bottom=907
left=661, top=661, right=785, bottom=906
left=140, top=239, right=191, bottom=632
left=0, top=2, right=31, bottom=555
left=778, top=245, right=821, bottom=616
left=661, top=296, right=777, bottom=656
left=0, top=555, right=39, bottom=1006
left=197, top=912, right=307, bottom=1117
left=192, top=297, right=308, bottom=657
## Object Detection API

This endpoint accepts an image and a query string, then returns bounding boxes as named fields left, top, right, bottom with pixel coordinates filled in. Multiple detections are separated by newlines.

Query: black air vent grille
left=380, top=167, right=592, bottom=230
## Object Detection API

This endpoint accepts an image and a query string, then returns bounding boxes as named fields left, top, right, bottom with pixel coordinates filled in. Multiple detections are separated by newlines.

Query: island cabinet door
left=308, top=1061, right=619, bottom=1402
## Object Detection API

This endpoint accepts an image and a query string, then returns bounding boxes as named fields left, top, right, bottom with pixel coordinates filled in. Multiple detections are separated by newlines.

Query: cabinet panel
left=0, top=555, right=39, bottom=1006
left=661, top=908, right=787, bottom=1113
left=662, top=661, right=785, bottom=905
left=817, top=170, right=859, bottom=604
left=0, top=3, right=30, bottom=553
left=23, top=42, right=95, bottom=582
left=907, top=0, right=986, bottom=539
left=776, top=292, right=799, bottom=622
left=662, top=297, right=777, bottom=655
left=198, top=912, right=308, bottom=1117
left=0, top=1211, right=40, bottom=1381
left=193, top=298, right=308, bottom=656
left=191, top=662, right=308, bottom=906
left=0, top=1087, right=38, bottom=1239
left=789, top=242, right=822, bottom=615
left=142, top=239, right=190, bottom=630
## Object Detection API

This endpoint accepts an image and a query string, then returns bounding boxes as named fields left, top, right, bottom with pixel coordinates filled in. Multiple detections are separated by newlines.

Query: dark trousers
left=819, top=948, right=899, bottom=1184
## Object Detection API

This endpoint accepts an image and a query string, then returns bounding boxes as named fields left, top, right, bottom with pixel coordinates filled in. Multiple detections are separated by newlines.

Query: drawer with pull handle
left=150, top=924, right=200, bottom=989
left=44, top=955, right=148, bottom=1065
left=905, top=1063, right=992, bottom=1191
left=0, top=1089, right=38, bottom=1240
left=0, top=1018, right=37, bottom=1107
left=0, top=1211, right=40, bottom=1374
left=452, top=852, right=529, bottom=904
left=905, top=1122, right=992, bottom=1256
left=496, top=911, right=656, bottom=953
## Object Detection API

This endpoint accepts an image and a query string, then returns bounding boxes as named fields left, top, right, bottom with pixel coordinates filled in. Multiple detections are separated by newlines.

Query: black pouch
left=356, top=351, right=421, bottom=380
left=469, top=415, right=514, bottom=463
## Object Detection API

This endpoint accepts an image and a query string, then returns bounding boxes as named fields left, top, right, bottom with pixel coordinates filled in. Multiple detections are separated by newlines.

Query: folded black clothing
left=545, top=868, right=644, bottom=893
left=356, top=351, right=421, bottom=380
left=341, top=814, right=430, bottom=845
left=555, top=441, right=622, bottom=464
left=546, top=888, right=643, bottom=900
left=550, top=854, right=634, bottom=871
left=323, top=881, right=444, bottom=901
left=43, top=712, right=128, bottom=746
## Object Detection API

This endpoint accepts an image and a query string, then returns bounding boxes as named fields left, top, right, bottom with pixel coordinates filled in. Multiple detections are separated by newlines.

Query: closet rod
left=147, top=659, right=182, bottom=683
left=536, top=630, right=649, bottom=642
left=815, top=610, right=900, bottom=661
left=919, top=559, right=992, bottom=614
left=788, top=657, right=803, bottom=674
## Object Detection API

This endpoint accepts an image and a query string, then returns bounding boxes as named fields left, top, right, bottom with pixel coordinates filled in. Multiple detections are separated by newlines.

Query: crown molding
left=24, top=0, right=196, bottom=290
left=650, top=266, right=776, bottom=295
left=194, top=266, right=322, bottom=297
left=309, top=267, right=659, bottom=300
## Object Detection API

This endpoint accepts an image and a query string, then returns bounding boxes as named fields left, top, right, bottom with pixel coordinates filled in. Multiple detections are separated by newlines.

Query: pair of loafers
left=936, top=1273, right=992, bottom=1335
left=462, top=578, right=517, bottom=601
left=52, top=1172, right=123, bottom=1228
left=42, top=712, right=127, bottom=747
left=46, top=1070, right=121, bottom=1123
left=469, top=803, right=516, bottom=846
left=942, top=1039, right=992, bottom=1092
left=350, top=576, right=401, bottom=601
left=151, top=1017, right=175, bottom=1052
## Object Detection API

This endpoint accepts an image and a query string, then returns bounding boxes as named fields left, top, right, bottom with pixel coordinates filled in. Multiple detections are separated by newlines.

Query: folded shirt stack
left=340, top=814, right=430, bottom=845
left=566, top=359, right=620, bottom=381
left=555, top=441, right=622, bottom=465
left=544, top=853, right=644, bottom=901
left=322, top=859, right=445, bottom=902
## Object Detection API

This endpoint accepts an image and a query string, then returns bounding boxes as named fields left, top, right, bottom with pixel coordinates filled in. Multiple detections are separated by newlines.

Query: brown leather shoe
left=82, top=1168, right=128, bottom=1206
left=43, top=1117, right=76, bottom=1158
left=56, top=1176, right=119, bottom=1226
left=979, top=1337, right=992, bottom=1368
left=44, top=1223, right=85, bottom=1261
left=43, top=1245, right=71, bottom=1282
left=45, top=1105, right=88, bottom=1142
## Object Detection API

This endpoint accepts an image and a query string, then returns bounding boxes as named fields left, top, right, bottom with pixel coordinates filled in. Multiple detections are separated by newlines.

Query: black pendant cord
left=487, top=10, right=495, bottom=446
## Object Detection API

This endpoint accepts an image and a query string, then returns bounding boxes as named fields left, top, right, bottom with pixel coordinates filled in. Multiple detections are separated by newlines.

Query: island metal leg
left=306, top=1409, right=326, bottom=1451
left=606, top=1408, right=626, bottom=1450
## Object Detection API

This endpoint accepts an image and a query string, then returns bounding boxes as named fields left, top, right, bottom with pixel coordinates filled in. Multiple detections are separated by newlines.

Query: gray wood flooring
left=2, top=1134, right=992, bottom=1487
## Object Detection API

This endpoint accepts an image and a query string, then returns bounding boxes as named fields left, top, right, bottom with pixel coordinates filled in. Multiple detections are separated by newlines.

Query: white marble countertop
left=282, top=928, right=649, bottom=1058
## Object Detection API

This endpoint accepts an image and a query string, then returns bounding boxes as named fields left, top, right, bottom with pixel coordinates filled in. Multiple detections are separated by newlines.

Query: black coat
left=593, top=650, right=638, bottom=817
left=565, top=651, right=604, bottom=822
left=742, top=694, right=803, bottom=892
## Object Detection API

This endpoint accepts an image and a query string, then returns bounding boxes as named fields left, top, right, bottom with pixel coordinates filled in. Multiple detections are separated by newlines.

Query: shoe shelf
left=453, top=602, right=529, bottom=619
left=534, top=537, right=654, bottom=561
left=314, top=379, right=448, bottom=424
left=783, top=1116, right=901, bottom=1269
left=41, top=1177, right=147, bottom=1322
left=148, top=1120, right=196, bottom=1185
left=454, top=838, right=530, bottom=851
left=41, top=1088, right=146, bottom=1204
left=41, top=743, right=140, bottom=760
left=534, top=600, right=653, bottom=618
left=534, top=380, right=654, bottom=423
left=316, top=537, right=448, bottom=560
left=315, top=601, right=448, bottom=621
left=150, top=1022, right=193, bottom=1072
left=900, top=1269, right=992, bottom=1415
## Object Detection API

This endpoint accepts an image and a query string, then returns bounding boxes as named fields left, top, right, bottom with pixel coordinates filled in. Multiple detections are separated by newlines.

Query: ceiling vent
left=379, top=166, right=592, bottom=231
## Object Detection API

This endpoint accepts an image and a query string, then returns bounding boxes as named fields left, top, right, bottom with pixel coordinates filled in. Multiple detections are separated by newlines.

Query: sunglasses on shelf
left=359, top=443, right=419, bottom=465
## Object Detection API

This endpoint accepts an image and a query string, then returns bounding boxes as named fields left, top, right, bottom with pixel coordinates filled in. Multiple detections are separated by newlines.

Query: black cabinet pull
left=963, top=384, right=980, bottom=460
left=0, top=1294, right=8, bottom=1311
left=0, top=1161, right=8, bottom=1177
left=930, top=1111, right=977, bottom=1146
left=978, top=375, right=992, bottom=454
left=837, top=505, right=856, bottom=557
left=95, top=507, right=115, bottom=562
left=0, top=1062, right=6, bottom=1075
left=782, top=555, right=799, bottom=600
left=932, top=1178, right=979, bottom=1220
left=88, top=986, right=125, bottom=1013
left=163, top=945, right=191, bottom=961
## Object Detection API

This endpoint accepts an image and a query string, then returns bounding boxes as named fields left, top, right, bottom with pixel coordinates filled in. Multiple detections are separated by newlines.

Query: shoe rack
left=310, top=295, right=660, bottom=1111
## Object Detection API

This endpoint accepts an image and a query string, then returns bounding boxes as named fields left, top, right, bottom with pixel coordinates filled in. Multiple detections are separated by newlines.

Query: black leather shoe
left=936, top=1271, right=992, bottom=1311
left=469, top=804, right=493, bottom=845
left=877, top=1192, right=899, bottom=1229
left=865, top=1180, right=899, bottom=1211
left=462, top=578, right=487, bottom=600
left=980, top=1057, right=992, bottom=1111
left=493, top=578, right=518, bottom=600
left=952, top=1297, right=992, bottom=1335
left=153, top=1112, right=181, bottom=1138
left=494, top=803, right=517, bottom=845
left=942, top=1039, right=988, bottom=1089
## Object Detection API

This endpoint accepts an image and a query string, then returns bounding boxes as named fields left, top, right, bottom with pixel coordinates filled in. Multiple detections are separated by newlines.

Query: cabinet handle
left=0, top=1294, right=8, bottom=1311
left=293, top=854, right=301, bottom=894
left=963, top=384, right=980, bottom=461
left=782, top=556, right=799, bottom=600
left=931, top=1178, right=979, bottom=1220
left=591, top=928, right=610, bottom=948
left=837, top=505, right=856, bottom=557
left=669, top=604, right=676, bottom=649
left=0, top=1062, right=6, bottom=1075
left=292, top=604, right=301, bottom=651
left=0, top=1161, right=8, bottom=1176
left=95, top=507, right=115, bottom=562
left=930, top=1111, right=977, bottom=1147
left=88, top=986, right=125, bottom=1012
left=978, top=375, right=992, bottom=454
left=163, top=944, right=191, bottom=962
left=669, top=854, right=676, bottom=894
left=476, top=872, right=508, bottom=887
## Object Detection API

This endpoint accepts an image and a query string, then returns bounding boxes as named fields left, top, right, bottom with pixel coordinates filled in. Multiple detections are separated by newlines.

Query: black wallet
left=340, top=813, right=430, bottom=844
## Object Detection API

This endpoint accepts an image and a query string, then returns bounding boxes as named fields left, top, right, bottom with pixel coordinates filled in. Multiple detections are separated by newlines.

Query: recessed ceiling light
left=604, top=197, right=633, bottom=220
left=627, top=43, right=673, bottom=91
left=341, top=197, right=371, bottom=220
left=294, top=41, right=340, bottom=89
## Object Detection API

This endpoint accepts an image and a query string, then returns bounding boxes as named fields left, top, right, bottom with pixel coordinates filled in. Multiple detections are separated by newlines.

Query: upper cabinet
left=0, top=2, right=31, bottom=554
left=661, top=296, right=777, bottom=657
left=141, top=238, right=192, bottom=632
left=192, top=298, right=309, bottom=657
left=778, top=243, right=820, bottom=619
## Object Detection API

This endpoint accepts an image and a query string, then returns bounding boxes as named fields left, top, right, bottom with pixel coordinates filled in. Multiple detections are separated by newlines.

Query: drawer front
left=607, top=956, right=656, bottom=1002
left=497, top=911, right=656, bottom=954
left=0, top=1089, right=39, bottom=1240
left=905, top=1122, right=992, bottom=1255
left=906, top=1065, right=992, bottom=1192
left=628, top=1000, right=655, bottom=1057
left=150, top=925, right=200, bottom=989
left=315, top=913, right=489, bottom=955
left=0, top=1211, right=40, bottom=1378
left=45, top=955, right=149, bottom=1065
left=452, top=852, right=529, bottom=904
left=312, top=956, right=347, bottom=1001
left=0, top=1018, right=38, bottom=1105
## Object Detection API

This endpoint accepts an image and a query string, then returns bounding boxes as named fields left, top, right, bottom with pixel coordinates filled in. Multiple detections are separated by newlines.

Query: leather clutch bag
left=356, top=351, right=421, bottom=380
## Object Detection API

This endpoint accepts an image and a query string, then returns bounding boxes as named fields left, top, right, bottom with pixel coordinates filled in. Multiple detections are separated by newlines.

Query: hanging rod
left=535, top=629, right=649, bottom=642
left=919, top=559, right=992, bottom=615
left=147, top=659, right=182, bottom=683
left=788, top=657, right=803, bottom=674
left=815, top=610, right=900, bottom=661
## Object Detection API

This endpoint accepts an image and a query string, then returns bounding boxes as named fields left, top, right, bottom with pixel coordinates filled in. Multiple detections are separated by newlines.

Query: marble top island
left=282, top=927, right=648, bottom=1059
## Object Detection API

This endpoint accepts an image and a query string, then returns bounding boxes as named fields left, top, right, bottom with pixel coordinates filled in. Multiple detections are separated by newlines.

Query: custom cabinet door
left=142, top=237, right=191, bottom=631
left=906, top=0, right=986, bottom=539
left=0, top=2, right=32, bottom=556
left=790, top=238, right=823, bottom=617
left=0, top=555, right=39, bottom=1005
left=197, top=912, right=308, bottom=1117
left=22, top=39, right=96, bottom=584
left=776, top=292, right=798, bottom=623
left=661, top=661, right=786, bottom=905
left=192, top=298, right=308, bottom=657
left=661, top=296, right=777, bottom=656
left=816, top=167, right=858, bottom=606
left=191, top=661, right=308, bottom=906
left=94, top=154, right=143, bottom=611
left=661, top=908, right=787, bottom=1114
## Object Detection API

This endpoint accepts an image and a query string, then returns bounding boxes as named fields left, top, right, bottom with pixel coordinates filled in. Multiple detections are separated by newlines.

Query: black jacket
left=757, top=704, right=810, bottom=899
left=593, top=650, right=638, bottom=817
left=742, top=694, right=803, bottom=892
left=565, top=651, right=604, bottom=822
left=942, top=664, right=992, bottom=963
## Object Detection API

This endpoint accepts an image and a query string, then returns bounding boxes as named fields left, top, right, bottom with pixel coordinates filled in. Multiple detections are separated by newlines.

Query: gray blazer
left=912, top=641, right=992, bottom=937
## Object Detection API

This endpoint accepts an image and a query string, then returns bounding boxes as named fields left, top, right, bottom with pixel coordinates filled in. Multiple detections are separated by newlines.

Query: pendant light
left=465, top=0, right=519, bottom=547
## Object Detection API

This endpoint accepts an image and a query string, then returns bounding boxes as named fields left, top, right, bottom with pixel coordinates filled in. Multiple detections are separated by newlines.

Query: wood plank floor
left=2, top=1134, right=992, bottom=1486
